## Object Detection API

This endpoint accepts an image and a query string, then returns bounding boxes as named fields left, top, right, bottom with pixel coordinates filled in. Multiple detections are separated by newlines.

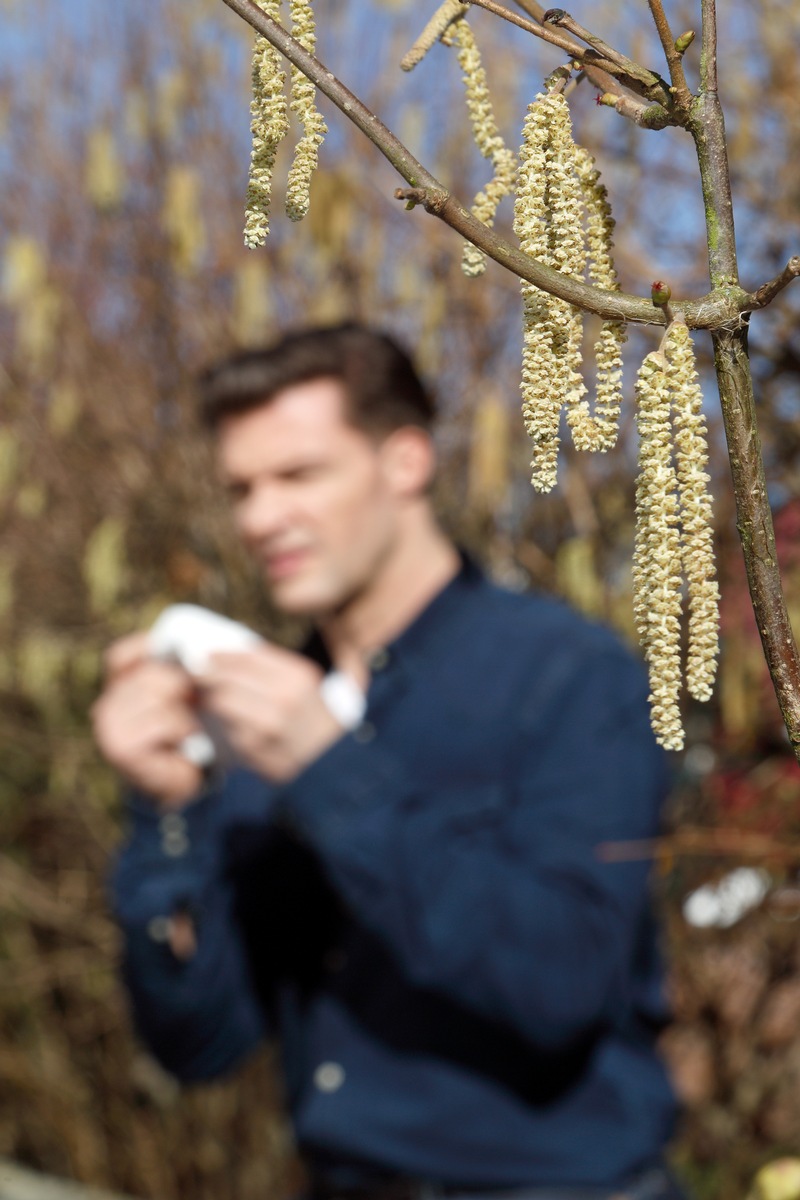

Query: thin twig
left=597, top=91, right=672, bottom=130
left=745, top=256, right=800, bottom=311
left=221, top=0, right=753, bottom=335
left=598, top=826, right=800, bottom=864
left=469, top=0, right=671, bottom=106
left=700, top=0, right=718, bottom=92
left=656, top=309, right=681, bottom=351
left=541, top=8, right=671, bottom=105
left=221, top=0, right=697, bottom=324
left=467, top=0, right=598, bottom=60
left=512, top=0, right=546, bottom=21
left=687, top=9, right=800, bottom=760
left=543, top=9, right=641, bottom=74
left=646, top=0, right=692, bottom=110
left=510, top=0, right=626, bottom=97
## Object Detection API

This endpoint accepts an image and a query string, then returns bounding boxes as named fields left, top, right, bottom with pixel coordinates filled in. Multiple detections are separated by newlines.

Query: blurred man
left=93, top=323, right=682, bottom=1200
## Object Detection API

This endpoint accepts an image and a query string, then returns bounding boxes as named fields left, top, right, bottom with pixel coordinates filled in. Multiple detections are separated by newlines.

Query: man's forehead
left=215, top=378, right=369, bottom=471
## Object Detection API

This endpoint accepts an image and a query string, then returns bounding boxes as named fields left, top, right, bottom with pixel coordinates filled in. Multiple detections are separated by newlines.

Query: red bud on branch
left=651, top=280, right=672, bottom=306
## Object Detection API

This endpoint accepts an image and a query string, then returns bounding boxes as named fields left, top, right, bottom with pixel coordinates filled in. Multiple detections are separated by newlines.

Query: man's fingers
left=200, top=680, right=276, bottom=732
left=104, top=661, right=196, bottom=719
left=104, top=632, right=152, bottom=680
left=93, top=703, right=196, bottom=767
left=205, top=641, right=311, bottom=676
left=131, top=707, right=202, bottom=752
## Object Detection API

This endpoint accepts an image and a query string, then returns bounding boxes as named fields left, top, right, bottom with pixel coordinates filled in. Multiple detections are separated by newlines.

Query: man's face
left=215, top=378, right=406, bottom=617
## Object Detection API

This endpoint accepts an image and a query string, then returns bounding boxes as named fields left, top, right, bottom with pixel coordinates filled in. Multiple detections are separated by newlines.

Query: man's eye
left=226, top=484, right=250, bottom=503
left=285, top=467, right=323, bottom=482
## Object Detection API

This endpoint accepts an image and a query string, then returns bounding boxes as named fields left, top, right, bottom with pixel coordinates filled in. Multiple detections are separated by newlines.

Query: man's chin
left=267, top=575, right=336, bottom=618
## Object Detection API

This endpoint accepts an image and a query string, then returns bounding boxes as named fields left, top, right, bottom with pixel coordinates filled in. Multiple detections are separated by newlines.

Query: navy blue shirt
left=112, top=559, right=678, bottom=1190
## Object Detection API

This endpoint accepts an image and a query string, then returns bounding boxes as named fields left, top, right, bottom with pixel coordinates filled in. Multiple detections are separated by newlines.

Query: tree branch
left=646, top=0, right=692, bottom=111
left=688, top=7, right=800, bottom=762
left=597, top=91, right=672, bottom=130
left=221, top=0, right=740, bottom=327
left=470, top=0, right=674, bottom=110
left=394, top=186, right=752, bottom=327
left=700, top=0, right=718, bottom=92
left=468, top=0, right=593, bottom=59
left=512, top=0, right=546, bottom=21
left=541, top=8, right=672, bottom=106
left=221, top=0, right=800, bottom=761
left=510, top=0, right=631, bottom=99
left=745, top=256, right=800, bottom=311
left=713, top=327, right=800, bottom=755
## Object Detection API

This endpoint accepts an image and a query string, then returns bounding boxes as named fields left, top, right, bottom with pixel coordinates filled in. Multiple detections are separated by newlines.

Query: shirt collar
left=383, top=548, right=486, bottom=668
left=301, top=549, right=487, bottom=673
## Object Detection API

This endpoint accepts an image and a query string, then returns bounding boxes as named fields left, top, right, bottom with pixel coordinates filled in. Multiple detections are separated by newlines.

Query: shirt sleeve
left=275, top=642, right=670, bottom=1054
left=110, top=772, right=272, bottom=1081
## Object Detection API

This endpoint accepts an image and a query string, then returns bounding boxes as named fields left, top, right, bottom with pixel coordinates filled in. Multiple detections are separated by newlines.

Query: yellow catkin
left=569, top=144, right=625, bottom=451
left=244, top=0, right=290, bottom=248
left=285, top=0, right=327, bottom=221
left=445, top=19, right=516, bottom=277
left=400, top=0, right=469, bottom=71
left=513, top=91, right=588, bottom=490
left=546, top=95, right=587, bottom=443
left=633, top=353, right=684, bottom=751
left=513, top=92, right=561, bottom=492
left=666, top=322, right=720, bottom=702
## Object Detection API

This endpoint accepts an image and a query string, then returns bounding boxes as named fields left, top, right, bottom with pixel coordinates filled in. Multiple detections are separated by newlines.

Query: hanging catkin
left=571, top=146, right=625, bottom=451
left=244, top=0, right=290, bottom=248
left=631, top=325, right=720, bottom=749
left=666, top=322, right=720, bottom=702
left=285, top=0, right=327, bottom=221
left=400, top=0, right=469, bottom=71
left=512, top=89, right=625, bottom=489
left=443, top=19, right=517, bottom=278
left=633, top=352, right=685, bottom=750
left=513, top=92, right=564, bottom=492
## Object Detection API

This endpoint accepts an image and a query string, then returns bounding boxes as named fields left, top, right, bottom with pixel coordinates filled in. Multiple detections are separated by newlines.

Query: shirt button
left=353, top=721, right=376, bottom=744
left=159, top=814, right=189, bottom=854
left=159, top=813, right=187, bottom=835
left=314, top=1062, right=345, bottom=1093
left=162, top=830, right=189, bottom=857
left=369, top=647, right=390, bottom=672
left=147, top=916, right=171, bottom=943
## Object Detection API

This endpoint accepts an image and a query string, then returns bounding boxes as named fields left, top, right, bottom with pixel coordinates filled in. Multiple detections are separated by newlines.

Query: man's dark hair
left=198, top=321, right=435, bottom=437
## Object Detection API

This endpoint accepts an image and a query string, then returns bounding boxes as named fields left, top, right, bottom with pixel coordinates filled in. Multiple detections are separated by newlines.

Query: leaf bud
left=674, top=30, right=695, bottom=54
left=651, top=280, right=672, bottom=306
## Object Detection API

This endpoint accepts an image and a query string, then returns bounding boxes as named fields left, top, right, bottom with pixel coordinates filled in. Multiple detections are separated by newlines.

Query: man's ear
left=381, top=426, right=437, bottom=498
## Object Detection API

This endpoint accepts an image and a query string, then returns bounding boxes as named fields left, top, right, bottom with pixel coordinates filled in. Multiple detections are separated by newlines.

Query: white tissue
left=149, top=604, right=263, bottom=676
left=147, top=604, right=367, bottom=767
left=149, top=604, right=263, bottom=767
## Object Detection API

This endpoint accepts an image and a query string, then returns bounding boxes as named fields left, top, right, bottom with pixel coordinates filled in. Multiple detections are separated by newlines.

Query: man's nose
left=237, top=485, right=293, bottom=542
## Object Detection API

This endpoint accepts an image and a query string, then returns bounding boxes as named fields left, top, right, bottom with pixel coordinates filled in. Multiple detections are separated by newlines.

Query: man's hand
left=92, top=633, right=205, bottom=809
left=198, top=644, right=344, bottom=784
